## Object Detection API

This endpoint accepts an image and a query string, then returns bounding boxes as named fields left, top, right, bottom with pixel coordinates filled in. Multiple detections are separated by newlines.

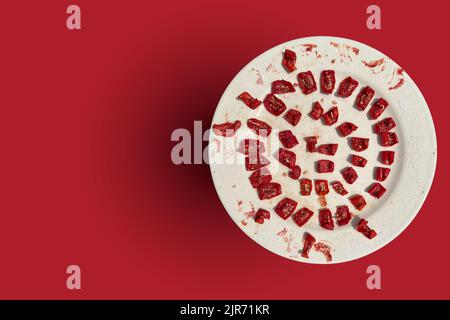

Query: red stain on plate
left=363, top=58, right=384, bottom=68
left=314, top=242, right=333, bottom=262
left=302, top=44, right=317, bottom=52
left=389, top=79, right=405, bottom=90
left=255, top=70, right=263, bottom=85
left=277, top=227, right=288, bottom=237
left=388, top=68, right=405, bottom=90
left=241, top=209, right=256, bottom=226
left=318, top=195, right=327, bottom=207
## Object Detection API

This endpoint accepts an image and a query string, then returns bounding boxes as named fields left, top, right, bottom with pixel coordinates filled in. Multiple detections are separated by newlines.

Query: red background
left=0, top=0, right=448, bottom=299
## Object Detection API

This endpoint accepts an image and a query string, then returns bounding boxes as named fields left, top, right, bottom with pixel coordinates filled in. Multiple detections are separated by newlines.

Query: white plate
left=209, top=36, right=437, bottom=264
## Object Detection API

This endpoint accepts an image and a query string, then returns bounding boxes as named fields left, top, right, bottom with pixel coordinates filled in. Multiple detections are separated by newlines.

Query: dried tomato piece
left=351, top=137, right=369, bottom=152
left=279, top=130, right=299, bottom=149
left=288, top=165, right=301, bottom=180
left=254, top=209, right=270, bottom=224
left=370, top=98, right=389, bottom=119
left=331, top=181, right=348, bottom=195
left=342, top=167, right=358, bottom=184
left=263, top=93, right=287, bottom=116
left=374, top=117, right=397, bottom=134
left=355, top=86, right=375, bottom=111
left=318, top=144, right=338, bottom=156
left=297, top=71, right=317, bottom=94
left=319, top=208, right=334, bottom=230
left=315, top=180, right=329, bottom=195
left=257, top=182, right=282, bottom=200
left=282, top=49, right=297, bottom=73
left=271, top=80, right=295, bottom=94
left=238, top=92, right=262, bottom=109
left=351, top=154, right=367, bottom=167
left=247, top=118, right=272, bottom=137
left=375, top=167, right=391, bottom=182
left=246, top=156, right=266, bottom=171
left=293, top=207, right=314, bottom=227
left=300, top=179, right=312, bottom=196
left=380, top=151, right=395, bottom=165
left=337, top=76, right=359, bottom=97
left=274, top=197, right=298, bottom=220
left=367, top=182, right=387, bottom=199
left=317, top=160, right=334, bottom=173
left=212, top=121, right=241, bottom=137
left=356, top=219, right=377, bottom=239
left=309, top=101, right=324, bottom=120
left=248, top=168, right=272, bottom=188
left=320, top=70, right=335, bottom=94
left=380, top=132, right=399, bottom=147
left=322, top=107, right=339, bottom=126
left=284, top=109, right=302, bottom=126
left=301, top=232, right=316, bottom=259
left=305, top=136, right=318, bottom=152
left=277, top=148, right=296, bottom=169
left=350, top=194, right=367, bottom=211
left=336, top=205, right=352, bottom=226
left=238, top=139, right=265, bottom=155
left=337, top=122, right=358, bottom=137
left=245, top=155, right=270, bottom=171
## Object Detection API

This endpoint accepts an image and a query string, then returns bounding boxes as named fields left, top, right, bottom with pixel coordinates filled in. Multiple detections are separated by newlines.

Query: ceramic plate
left=209, top=36, right=437, bottom=264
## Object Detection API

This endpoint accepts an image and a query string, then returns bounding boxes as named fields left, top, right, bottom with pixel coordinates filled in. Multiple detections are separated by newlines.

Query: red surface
left=0, top=0, right=448, bottom=299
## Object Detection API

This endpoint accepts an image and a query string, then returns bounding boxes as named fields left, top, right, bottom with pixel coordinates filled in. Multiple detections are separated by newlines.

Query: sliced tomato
left=256, top=182, right=282, bottom=200
left=297, top=71, right=317, bottom=94
left=301, top=232, right=316, bottom=259
left=263, top=93, right=287, bottom=116
left=317, top=160, right=334, bottom=173
left=380, top=132, right=399, bottom=147
left=305, top=136, right=318, bottom=152
left=293, top=207, right=314, bottom=227
left=248, top=168, right=272, bottom=188
left=379, top=151, right=395, bottom=165
left=320, top=70, right=335, bottom=94
left=351, top=137, right=369, bottom=152
left=274, top=197, right=298, bottom=220
left=319, top=208, right=334, bottom=230
left=309, top=101, right=323, bottom=120
left=212, top=121, right=241, bottom=137
left=317, top=144, right=338, bottom=155
left=375, top=167, right=391, bottom=182
left=367, top=182, right=387, bottom=199
left=370, top=98, right=389, bottom=119
left=271, top=80, right=296, bottom=94
left=315, top=180, right=329, bottom=195
left=238, top=92, right=262, bottom=109
left=331, top=181, right=348, bottom=195
left=288, top=165, right=302, bottom=180
left=284, top=109, right=302, bottom=126
left=355, top=86, right=375, bottom=110
left=282, top=49, right=297, bottom=73
left=322, top=107, right=339, bottom=126
left=336, top=205, right=352, bottom=226
left=373, top=117, right=397, bottom=134
left=279, top=130, right=299, bottom=149
left=356, top=219, right=377, bottom=239
left=337, top=122, right=358, bottom=137
left=337, top=76, right=359, bottom=97
left=277, top=148, right=296, bottom=169
left=351, top=155, right=367, bottom=167
left=300, top=179, right=312, bottom=196
left=342, top=167, right=358, bottom=184
left=350, top=194, right=367, bottom=211
left=246, top=118, right=272, bottom=137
